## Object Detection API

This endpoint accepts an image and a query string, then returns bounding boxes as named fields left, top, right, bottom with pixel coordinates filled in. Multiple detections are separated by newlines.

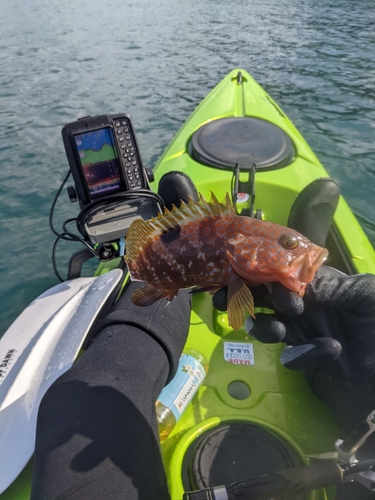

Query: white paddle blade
left=0, top=269, right=123, bottom=494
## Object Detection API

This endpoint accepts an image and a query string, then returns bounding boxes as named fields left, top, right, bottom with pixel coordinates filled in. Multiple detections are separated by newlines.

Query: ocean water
left=0, top=0, right=374, bottom=334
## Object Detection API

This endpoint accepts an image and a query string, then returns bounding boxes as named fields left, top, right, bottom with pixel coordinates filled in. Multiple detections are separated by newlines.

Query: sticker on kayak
left=224, top=342, right=254, bottom=365
left=236, top=192, right=249, bottom=203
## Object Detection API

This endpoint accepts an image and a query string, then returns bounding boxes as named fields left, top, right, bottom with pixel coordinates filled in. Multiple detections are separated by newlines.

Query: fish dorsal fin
left=125, top=192, right=234, bottom=262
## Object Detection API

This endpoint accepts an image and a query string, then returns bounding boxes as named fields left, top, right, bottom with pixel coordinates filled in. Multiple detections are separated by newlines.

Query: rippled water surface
left=0, top=0, right=374, bottom=333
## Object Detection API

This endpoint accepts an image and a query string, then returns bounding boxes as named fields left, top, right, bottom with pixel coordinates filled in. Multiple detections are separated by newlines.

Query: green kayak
left=151, top=69, right=375, bottom=500
left=2, top=68, right=375, bottom=500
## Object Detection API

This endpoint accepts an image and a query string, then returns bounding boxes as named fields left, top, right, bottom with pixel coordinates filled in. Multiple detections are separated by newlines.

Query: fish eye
left=279, top=233, right=299, bottom=250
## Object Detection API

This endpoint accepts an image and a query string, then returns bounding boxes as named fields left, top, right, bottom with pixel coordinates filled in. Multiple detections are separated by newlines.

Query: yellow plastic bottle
left=156, top=349, right=209, bottom=442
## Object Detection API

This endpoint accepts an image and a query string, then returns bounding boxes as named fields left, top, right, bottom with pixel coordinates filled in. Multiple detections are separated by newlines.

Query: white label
left=224, top=342, right=254, bottom=365
left=173, top=363, right=205, bottom=415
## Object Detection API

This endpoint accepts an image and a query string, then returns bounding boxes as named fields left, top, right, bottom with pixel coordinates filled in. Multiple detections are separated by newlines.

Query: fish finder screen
left=74, top=128, right=123, bottom=197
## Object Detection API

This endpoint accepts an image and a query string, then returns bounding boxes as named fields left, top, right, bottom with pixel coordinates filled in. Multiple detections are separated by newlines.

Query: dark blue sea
left=1, top=0, right=374, bottom=334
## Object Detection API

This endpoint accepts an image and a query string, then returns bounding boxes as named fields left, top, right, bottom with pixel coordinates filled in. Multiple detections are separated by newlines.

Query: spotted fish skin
left=124, top=192, right=328, bottom=330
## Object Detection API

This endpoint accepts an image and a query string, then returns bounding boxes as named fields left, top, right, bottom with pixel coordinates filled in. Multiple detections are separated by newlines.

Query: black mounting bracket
left=232, top=163, right=262, bottom=219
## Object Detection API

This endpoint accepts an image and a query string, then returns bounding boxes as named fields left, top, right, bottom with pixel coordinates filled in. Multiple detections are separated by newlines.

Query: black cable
left=49, top=174, right=164, bottom=282
left=49, top=171, right=100, bottom=281
left=49, top=170, right=71, bottom=238
left=49, top=174, right=100, bottom=249
left=51, top=236, right=66, bottom=282
left=62, top=217, right=78, bottom=234
left=52, top=231, right=102, bottom=282
left=60, top=219, right=100, bottom=255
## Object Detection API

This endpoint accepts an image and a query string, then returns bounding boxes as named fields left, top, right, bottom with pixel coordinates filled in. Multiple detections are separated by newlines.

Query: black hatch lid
left=187, top=423, right=301, bottom=492
left=189, top=117, right=294, bottom=171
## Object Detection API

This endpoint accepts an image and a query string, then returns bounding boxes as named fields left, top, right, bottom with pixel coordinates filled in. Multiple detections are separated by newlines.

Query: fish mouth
left=282, top=247, right=328, bottom=296
left=289, top=247, right=329, bottom=284
left=299, top=247, right=329, bottom=283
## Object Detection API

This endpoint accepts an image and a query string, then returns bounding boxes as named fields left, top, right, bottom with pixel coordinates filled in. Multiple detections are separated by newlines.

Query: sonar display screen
left=74, top=128, right=123, bottom=197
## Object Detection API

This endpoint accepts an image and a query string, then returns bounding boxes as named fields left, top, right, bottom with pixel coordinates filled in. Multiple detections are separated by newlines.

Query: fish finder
left=62, top=114, right=162, bottom=246
left=62, top=114, right=149, bottom=206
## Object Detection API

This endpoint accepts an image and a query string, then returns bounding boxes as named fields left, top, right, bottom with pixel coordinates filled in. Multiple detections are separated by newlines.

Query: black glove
left=213, top=266, right=375, bottom=384
left=215, top=266, right=375, bottom=464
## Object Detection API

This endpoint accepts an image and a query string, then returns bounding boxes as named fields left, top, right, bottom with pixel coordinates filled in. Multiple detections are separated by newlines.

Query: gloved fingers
left=212, top=283, right=297, bottom=313
left=211, top=284, right=270, bottom=312
left=280, top=338, right=342, bottom=371
left=245, top=313, right=287, bottom=343
left=267, top=282, right=304, bottom=315
left=259, top=267, right=353, bottom=315
left=258, top=267, right=375, bottom=316
left=212, top=287, right=228, bottom=312
left=304, top=266, right=375, bottom=311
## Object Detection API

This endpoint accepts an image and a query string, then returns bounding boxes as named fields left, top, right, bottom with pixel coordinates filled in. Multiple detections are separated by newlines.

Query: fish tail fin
left=131, top=283, right=177, bottom=306
left=227, top=275, right=255, bottom=330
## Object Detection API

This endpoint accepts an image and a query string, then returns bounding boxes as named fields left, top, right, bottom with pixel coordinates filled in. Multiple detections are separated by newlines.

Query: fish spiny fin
left=124, top=219, right=158, bottom=263
left=125, top=192, right=235, bottom=262
left=227, top=274, right=255, bottom=330
left=168, top=192, right=233, bottom=223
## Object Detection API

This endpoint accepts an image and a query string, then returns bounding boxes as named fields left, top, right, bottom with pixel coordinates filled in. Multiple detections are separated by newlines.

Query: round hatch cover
left=190, top=117, right=294, bottom=171
left=187, top=422, right=301, bottom=492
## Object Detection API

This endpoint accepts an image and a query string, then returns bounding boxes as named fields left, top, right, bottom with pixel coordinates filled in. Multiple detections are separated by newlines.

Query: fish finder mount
left=62, top=114, right=162, bottom=246
left=231, top=163, right=262, bottom=219
left=52, top=114, right=164, bottom=279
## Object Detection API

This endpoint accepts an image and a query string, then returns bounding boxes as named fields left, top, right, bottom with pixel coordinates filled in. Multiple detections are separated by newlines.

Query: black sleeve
left=31, top=282, right=191, bottom=500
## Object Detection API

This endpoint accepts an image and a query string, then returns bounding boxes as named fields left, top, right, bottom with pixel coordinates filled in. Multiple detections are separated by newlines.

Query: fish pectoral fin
left=131, top=284, right=177, bottom=306
left=227, top=275, right=255, bottom=330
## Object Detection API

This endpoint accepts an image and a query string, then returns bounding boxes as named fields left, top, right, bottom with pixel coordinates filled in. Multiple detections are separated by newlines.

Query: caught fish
left=124, top=192, right=328, bottom=330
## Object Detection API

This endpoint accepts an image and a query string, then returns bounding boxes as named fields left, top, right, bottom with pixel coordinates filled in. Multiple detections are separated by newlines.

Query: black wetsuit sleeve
left=31, top=283, right=191, bottom=500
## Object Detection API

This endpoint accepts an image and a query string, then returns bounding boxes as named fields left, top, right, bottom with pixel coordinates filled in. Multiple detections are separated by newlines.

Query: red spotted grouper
left=124, top=192, right=328, bottom=330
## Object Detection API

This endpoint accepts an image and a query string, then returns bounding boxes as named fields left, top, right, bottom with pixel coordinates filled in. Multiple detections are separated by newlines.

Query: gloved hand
left=213, top=266, right=375, bottom=384
left=215, top=266, right=375, bottom=469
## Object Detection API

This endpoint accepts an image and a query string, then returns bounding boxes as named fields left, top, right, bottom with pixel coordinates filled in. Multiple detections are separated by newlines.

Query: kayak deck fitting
left=1, top=69, right=375, bottom=500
